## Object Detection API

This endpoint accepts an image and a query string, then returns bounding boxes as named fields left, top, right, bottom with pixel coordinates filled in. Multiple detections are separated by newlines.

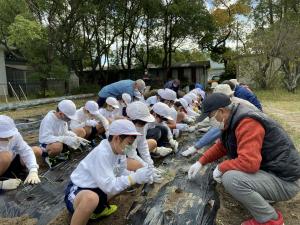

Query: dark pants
left=147, top=125, right=170, bottom=147
left=1, top=155, right=27, bottom=180
left=97, top=97, right=107, bottom=108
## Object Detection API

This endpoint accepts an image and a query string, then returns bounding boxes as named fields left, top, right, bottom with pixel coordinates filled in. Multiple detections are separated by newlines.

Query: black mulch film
left=0, top=120, right=219, bottom=225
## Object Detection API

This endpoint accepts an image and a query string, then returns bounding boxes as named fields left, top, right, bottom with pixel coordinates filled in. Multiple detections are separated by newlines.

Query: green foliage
left=70, top=84, right=99, bottom=95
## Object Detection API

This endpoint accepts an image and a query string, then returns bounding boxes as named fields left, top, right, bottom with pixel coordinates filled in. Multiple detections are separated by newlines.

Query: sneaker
left=90, top=205, right=118, bottom=220
left=44, top=156, right=55, bottom=168
left=181, top=146, right=197, bottom=157
left=241, top=211, right=284, bottom=225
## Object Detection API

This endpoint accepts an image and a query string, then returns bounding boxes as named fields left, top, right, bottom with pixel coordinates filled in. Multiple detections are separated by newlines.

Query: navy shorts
left=64, top=181, right=108, bottom=214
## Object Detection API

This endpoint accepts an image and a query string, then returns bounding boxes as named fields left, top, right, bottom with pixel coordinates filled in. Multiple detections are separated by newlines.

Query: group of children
left=0, top=78, right=263, bottom=225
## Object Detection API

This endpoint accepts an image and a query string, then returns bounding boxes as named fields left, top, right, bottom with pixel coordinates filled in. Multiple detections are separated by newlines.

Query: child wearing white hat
left=99, top=97, right=121, bottom=123
left=70, top=101, right=109, bottom=142
left=146, top=102, right=178, bottom=156
left=65, top=119, right=153, bottom=225
left=125, top=102, right=156, bottom=168
left=38, top=100, right=90, bottom=168
left=117, top=93, right=132, bottom=117
left=0, top=115, right=40, bottom=190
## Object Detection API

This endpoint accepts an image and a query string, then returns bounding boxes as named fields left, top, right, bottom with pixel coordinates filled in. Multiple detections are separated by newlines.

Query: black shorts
left=1, top=155, right=27, bottom=180
left=64, top=181, right=108, bottom=214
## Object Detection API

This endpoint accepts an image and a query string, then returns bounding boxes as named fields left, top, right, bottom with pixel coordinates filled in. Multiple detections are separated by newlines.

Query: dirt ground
left=1, top=97, right=300, bottom=225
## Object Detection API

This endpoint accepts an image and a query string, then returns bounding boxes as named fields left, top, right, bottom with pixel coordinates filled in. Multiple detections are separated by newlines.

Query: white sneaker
left=155, top=147, right=173, bottom=157
left=181, top=146, right=197, bottom=157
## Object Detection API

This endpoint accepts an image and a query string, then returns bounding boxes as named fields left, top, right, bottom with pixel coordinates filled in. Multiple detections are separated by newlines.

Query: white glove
left=188, top=126, right=196, bottom=132
left=155, top=147, right=173, bottom=157
left=213, top=165, right=223, bottom=183
left=169, top=139, right=179, bottom=152
left=24, top=168, right=41, bottom=184
left=85, top=119, right=98, bottom=127
left=181, top=146, right=197, bottom=157
left=176, top=123, right=189, bottom=131
left=0, top=179, right=21, bottom=190
left=130, top=166, right=153, bottom=184
left=188, top=161, right=202, bottom=179
left=62, top=136, right=81, bottom=149
left=76, top=137, right=91, bottom=146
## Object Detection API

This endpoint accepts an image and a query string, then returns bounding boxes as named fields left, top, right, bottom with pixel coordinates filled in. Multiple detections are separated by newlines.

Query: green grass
left=256, top=89, right=300, bottom=150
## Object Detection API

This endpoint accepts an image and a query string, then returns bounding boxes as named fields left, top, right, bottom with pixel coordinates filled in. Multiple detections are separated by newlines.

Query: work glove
left=169, top=139, right=179, bottom=152
left=176, top=123, right=189, bottom=131
left=181, top=146, right=197, bottom=157
left=76, top=137, right=91, bottom=146
left=213, top=165, right=223, bottom=183
left=85, top=119, right=98, bottom=127
left=152, top=167, right=164, bottom=183
left=62, top=136, right=81, bottom=149
left=130, top=166, right=153, bottom=184
left=24, top=168, right=41, bottom=184
left=188, top=161, right=202, bottom=179
left=0, top=178, right=22, bottom=190
left=188, top=126, right=196, bottom=133
left=155, top=146, right=173, bottom=157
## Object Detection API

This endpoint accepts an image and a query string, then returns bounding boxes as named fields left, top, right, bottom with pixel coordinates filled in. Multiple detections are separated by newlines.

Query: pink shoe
left=241, top=211, right=284, bottom=225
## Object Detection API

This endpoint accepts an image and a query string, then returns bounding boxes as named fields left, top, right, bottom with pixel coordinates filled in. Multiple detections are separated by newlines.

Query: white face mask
left=209, top=111, right=225, bottom=130
left=123, top=144, right=134, bottom=155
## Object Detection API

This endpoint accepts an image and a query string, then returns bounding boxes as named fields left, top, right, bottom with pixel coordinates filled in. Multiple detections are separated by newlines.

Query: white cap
left=106, top=97, right=120, bottom=109
left=0, top=115, right=19, bottom=138
left=159, top=88, right=177, bottom=101
left=109, top=119, right=142, bottom=136
left=183, top=95, right=193, bottom=105
left=213, top=84, right=234, bottom=96
left=85, top=101, right=99, bottom=115
left=152, top=102, right=173, bottom=121
left=157, top=89, right=164, bottom=98
left=179, top=98, right=189, bottom=111
left=188, top=93, right=198, bottom=101
left=126, top=101, right=155, bottom=122
left=230, top=79, right=239, bottom=86
left=122, top=93, right=132, bottom=105
left=58, top=100, right=77, bottom=120
left=211, top=81, right=218, bottom=89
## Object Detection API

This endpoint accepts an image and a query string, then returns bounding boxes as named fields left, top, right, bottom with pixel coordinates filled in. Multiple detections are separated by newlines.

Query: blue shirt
left=234, top=85, right=262, bottom=111
left=98, top=80, right=135, bottom=98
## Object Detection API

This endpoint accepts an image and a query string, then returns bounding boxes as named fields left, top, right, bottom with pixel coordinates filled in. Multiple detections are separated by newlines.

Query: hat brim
left=111, top=104, right=120, bottom=109
left=139, top=114, right=155, bottom=123
left=0, top=128, right=18, bottom=138
left=110, top=131, right=142, bottom=136
left=164, top=115, right=174, bottom=121
left=89, top=110, right=100, bottom=116
left=198, top=112, right=209, bottom=122
left=66, top=114, right=79, bottom=121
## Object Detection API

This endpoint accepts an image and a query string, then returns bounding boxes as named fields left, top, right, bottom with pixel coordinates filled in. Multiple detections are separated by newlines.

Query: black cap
left=198, top=93, right=231, bottom=122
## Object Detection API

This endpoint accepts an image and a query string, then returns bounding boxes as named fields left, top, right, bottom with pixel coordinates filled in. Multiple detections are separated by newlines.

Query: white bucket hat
left=106, top=97, right=120, bottom=109
left=213, top=84, right=234, bottom=96
left=126, top=101, right=155, bottom=122
left=159, top=88, right=177, bottom=101
left=109, top=119, right=142, bottom=136
left=211, top=81, right=218, bottom=89
left=122, top=93, right=132, bottom=105
left=178, top=98, right=189, bottom=111
left=85, top=101, right=100, bottom=115
left=0, top=115, right=19, bottom=138
left=58, top=100, right=78, bottom=120
left=152, top=102, right=173, bottom=121
left=183, top=95, right=193, bottom=105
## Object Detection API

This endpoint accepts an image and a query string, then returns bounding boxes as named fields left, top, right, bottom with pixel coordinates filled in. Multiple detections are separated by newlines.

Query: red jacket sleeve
left=199, top=140, right=227, bottom=165
left=218, top=118, right=265, bottom=173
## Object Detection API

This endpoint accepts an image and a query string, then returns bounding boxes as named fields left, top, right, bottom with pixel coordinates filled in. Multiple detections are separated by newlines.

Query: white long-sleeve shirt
left=70, top=107, right=109, bottom=131
left=39, top=111, right=76, bottom=144
left=99, top=108, right=120, bottom=121
left=126, top=126, right=153, bottom=166
left=70, top=139, right=132, bottom=196
left=187, top=106, right=199, bottom=117
left=0, top=132, right=38, bottom=170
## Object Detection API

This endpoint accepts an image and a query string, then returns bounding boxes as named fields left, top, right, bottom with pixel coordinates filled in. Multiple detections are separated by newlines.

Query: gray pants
left=222, top=170, right=300, bottom=223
